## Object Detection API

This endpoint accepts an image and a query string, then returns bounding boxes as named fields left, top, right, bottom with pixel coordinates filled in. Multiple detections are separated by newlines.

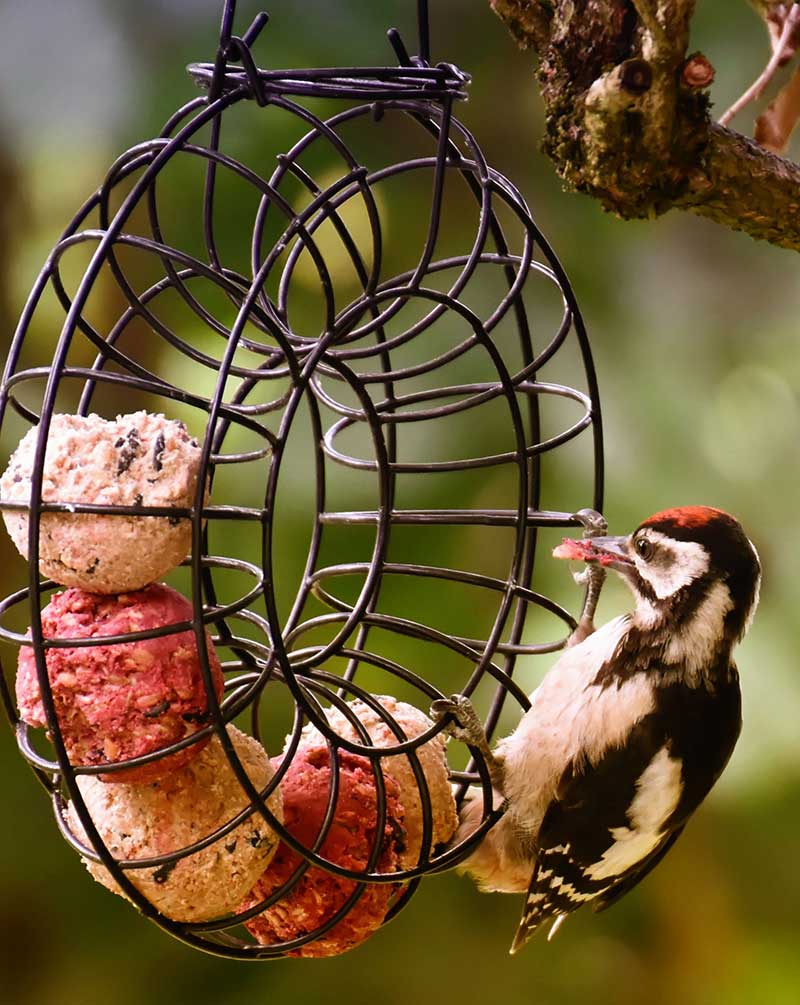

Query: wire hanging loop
left=192, top=2, right=467, bottom=104
left=208, top=0, right=270, bottom=103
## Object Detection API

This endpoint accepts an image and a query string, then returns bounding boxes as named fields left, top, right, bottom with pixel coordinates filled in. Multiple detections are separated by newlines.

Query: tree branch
left=491, top=0, right=800, bottom=251
left=691, top=123, right=800, bottom=245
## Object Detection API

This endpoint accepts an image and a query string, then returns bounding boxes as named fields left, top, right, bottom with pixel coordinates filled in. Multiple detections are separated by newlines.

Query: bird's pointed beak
left=552, top=534, right=634, bottom=573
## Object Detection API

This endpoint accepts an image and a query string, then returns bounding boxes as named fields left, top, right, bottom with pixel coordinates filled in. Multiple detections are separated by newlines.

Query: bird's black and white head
left=557, top=506, right=761, bottom=675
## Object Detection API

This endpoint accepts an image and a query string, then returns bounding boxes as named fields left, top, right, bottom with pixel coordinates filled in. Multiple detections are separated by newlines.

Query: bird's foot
left=430, top=694, right=488, bottom=748
left=571, top=508, right=608, bottom=537
left=567, top=509, right=609, bottom=647
left=430, top=694, right=505, bottom=792
left=566, top=616, right=596, bottom=648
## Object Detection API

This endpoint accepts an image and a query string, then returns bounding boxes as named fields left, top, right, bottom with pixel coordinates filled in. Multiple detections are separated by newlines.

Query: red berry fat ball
left=299, top=696, right=457, bottom=869
left=17, top=584, right=223, bottom=783
left=241, top=745, right=406, bottom=958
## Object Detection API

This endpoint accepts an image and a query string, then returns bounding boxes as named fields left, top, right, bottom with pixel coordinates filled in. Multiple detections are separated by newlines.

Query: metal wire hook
left=227, top=34, right=270, bottom=105
left=211, top=2, right=270, bottom=102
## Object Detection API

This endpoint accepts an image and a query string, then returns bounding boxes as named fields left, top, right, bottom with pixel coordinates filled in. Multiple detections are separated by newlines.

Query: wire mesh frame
left=0, top=0, right=603, bottom=958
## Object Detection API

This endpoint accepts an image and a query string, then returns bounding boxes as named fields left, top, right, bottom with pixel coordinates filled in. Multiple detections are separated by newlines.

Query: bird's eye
left=634, top=537, right=654, bottom=561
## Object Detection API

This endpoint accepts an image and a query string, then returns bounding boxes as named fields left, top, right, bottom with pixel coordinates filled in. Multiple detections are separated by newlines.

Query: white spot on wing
left=587, top=746, right=682, bottom=881
left=549, top=878, right=598, bottom=903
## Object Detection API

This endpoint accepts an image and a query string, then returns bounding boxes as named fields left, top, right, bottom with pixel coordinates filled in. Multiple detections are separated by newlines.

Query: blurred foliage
left=0, top=2, right=799, bottom=1003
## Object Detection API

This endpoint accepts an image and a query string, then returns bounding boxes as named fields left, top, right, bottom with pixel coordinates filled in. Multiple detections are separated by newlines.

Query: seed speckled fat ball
left=241, top=745, right=405, bottom=957
left=0, top=412, right=203, bottom=593
left=16, top=584, right=223, bottom=782
left=300, top=696, right=457, bottom=867
left=66, top=727, right=282, bottom=923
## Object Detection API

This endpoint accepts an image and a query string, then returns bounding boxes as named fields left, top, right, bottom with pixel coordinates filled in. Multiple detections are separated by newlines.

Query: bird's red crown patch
left=642, top=506, right=730, bottom=529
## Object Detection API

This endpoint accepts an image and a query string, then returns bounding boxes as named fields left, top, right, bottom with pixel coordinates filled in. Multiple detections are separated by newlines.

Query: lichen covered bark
left=689, top=124, right=800, bottom=245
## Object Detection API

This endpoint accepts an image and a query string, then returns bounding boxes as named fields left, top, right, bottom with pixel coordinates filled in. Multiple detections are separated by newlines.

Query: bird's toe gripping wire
left=430, top=694, right=506, bottom=793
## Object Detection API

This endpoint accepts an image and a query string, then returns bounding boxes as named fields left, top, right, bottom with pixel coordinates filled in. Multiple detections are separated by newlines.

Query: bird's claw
left=430, top=694, right=488, bottom=748
left=571, top=508, right=608, bottom=538
left=430, top=694, right=506, bottom=792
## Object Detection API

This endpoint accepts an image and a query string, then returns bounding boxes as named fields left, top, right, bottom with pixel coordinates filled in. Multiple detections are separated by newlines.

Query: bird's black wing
left=590, top=670, right=742, bottom=914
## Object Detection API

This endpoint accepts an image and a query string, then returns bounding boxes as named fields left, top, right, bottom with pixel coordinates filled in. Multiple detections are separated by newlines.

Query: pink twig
left=719, top=4, right=800, bottom=126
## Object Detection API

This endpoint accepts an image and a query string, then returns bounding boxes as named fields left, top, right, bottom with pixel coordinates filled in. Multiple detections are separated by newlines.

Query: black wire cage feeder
left=0, top=0, right=603, bottom=959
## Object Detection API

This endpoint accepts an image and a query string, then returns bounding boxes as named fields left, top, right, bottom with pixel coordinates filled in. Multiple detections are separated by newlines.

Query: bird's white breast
left=498, top=615, right=656, bottom=828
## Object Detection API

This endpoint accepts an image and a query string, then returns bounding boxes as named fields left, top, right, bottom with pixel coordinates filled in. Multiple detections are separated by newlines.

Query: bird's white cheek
left=638, top=537, right=710, bottom=599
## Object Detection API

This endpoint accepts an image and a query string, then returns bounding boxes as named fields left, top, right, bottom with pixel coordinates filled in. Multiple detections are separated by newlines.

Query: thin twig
left=754, top=63, right=800, bottom=153
left=720, top=4, right=800, bottom=125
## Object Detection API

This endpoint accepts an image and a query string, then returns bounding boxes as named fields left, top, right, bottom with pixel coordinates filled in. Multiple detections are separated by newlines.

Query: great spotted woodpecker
left=434, top=506, right=761, bottom=953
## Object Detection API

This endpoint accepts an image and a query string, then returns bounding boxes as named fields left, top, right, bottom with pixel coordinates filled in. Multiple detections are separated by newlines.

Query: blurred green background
left=1, top=2, right=799, bottom=1003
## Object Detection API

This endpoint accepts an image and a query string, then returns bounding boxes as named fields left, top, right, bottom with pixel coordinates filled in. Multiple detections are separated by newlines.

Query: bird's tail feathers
left=509, top=910, right=566, bottom=954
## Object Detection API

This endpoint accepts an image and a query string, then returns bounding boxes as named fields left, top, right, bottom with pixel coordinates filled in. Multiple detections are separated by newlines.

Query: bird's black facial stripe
left=724, top=539, right=761, bottom=640
left=630, top=570, right=659, bottom=605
